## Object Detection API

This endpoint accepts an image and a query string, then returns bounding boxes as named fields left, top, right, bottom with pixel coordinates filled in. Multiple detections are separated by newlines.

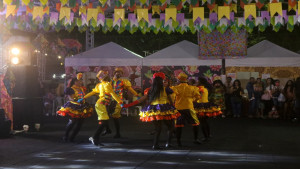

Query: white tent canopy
left=143, top=40, right=222, bottom=66
left=225, top=40, right=300, bottom=67
left=65, top=42, right=143, bottom=67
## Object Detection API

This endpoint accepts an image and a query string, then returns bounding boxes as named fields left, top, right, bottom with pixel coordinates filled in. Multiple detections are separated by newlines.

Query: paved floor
left=1, top=115, right=300, bottom=169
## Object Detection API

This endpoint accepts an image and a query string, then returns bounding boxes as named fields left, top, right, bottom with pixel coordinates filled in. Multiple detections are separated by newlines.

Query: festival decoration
left=0, top=1, right=299, bottom=33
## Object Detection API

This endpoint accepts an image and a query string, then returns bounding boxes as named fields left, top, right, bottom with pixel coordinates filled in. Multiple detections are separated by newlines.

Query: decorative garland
left=0, top=1, right=299, bottom=33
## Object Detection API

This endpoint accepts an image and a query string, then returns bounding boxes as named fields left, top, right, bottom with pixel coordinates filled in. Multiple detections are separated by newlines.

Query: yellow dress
left=57, top=86, right=93, bottom=118
left=194, top=86, right=222, bottom=117
left=139, top=87, right=179, bottom=122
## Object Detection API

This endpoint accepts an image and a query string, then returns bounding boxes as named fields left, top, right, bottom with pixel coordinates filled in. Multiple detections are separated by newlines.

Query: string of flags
left=0, top=0, right=300, bottom=33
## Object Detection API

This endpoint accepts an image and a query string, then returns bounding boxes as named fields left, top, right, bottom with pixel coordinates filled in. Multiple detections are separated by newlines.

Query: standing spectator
left=272, top=80, right=283, bottom=112
left=246, top=77, right=256, bottom=118
left=43, top=87, right=56, bottom=116
left=283, top=80, right=295, bottom=120
left=230, top=80, right=244, bottom=118
left=293, top=77, right=300, bottom=121
left=210, top=80, right=226, bottom=117
left=224, top=77, right=233, bottom=116
left=261, top=78, right=274, bottom=118
left=254, top=78, right=264, bottom=118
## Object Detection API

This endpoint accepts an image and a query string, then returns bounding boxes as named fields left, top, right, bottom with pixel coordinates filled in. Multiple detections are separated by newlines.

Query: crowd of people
left=54, top=69, right=300, bottom=150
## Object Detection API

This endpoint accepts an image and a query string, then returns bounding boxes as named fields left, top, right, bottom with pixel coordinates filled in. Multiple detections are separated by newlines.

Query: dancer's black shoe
left=152, top=145, right=162, bottom=150
left=113, top=134, right=121, bottom=138
left=101, top=128, right=112, bottom=136
left=193, top=139, right=202, bottom=145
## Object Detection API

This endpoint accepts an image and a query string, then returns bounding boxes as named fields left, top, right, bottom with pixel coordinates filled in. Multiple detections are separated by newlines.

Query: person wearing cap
left=57, top=74, right=93, bottom=143
left=123, top=72, right=180, bottom=149
left=107, top=67, right=139, bottom=138
left=171, top=72, right=202, bottom=146
left=82, top=70, right=123, bottom=146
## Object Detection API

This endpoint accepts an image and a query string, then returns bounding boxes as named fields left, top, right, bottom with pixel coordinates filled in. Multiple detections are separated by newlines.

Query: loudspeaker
left=0, top=109, right=11, bottom=138
left=11, top=66, right=44, bottom=130
left=11, top=65, right=41, bottom=98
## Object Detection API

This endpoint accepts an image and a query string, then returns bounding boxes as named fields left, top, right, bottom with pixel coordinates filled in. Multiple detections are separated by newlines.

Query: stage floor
left=1, top=115, right=300, bottom=169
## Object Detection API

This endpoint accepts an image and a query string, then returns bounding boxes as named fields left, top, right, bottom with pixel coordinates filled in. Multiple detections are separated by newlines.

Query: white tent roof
left=225, top=40, right=300, bottom=67
left=143, top=40, right=222, bottom=66
left=65, top=42, right=143, bottom=66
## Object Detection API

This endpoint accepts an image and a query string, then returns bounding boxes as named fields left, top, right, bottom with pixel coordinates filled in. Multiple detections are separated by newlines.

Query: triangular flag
left=61, top=0, right=68, bottom=6
left=193, top=7, right=204, bottom=22
left=152, top=5, right=160, bottom=15
left=114, top=8, right=125, bottom=22
left=32, top=6, right=44, bottom=20
left=244, top=4, right=256, bottom=19
left=269, top=2, right=282, bottom=17
left=137, top=8, right=149, bottom=22
left=165, top=8, right=177, bottom=21
left=218, top=6, right=230, bottom=20
left=298, top=1, right=300, bottom=14
left=22, top=0, right=30, bottom=5
left=87, top=8, right=98, bottom=22
left=59, top=7, right=70, bottom=21
left=43, top=6, right=49, bottom=15
left=79, top=6, right=86, bottom=15
left=6, top=5, right=16, bottom=18
left=40, top=0, right=48, bottom=6
left=4, top=0, right=13, bottom=4
left=230, top=3, right=237, bottom=13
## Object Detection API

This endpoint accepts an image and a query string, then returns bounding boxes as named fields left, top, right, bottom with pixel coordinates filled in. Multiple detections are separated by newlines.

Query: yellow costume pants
left=95, top=103, right=109, bottom=120
left=111, top=103, right=122, bottom=119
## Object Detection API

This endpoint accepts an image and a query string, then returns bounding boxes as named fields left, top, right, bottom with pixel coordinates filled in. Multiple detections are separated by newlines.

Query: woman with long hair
left=194, top=77, right=222, bottom=141
left=124, top=72, right=179, bottom=149
left=57, top=74, right=93, bottom=142
left=261, top=78, right=274, bottom=118
left=230, top=79, right=244, bottom=118
left=283, top=80, right=295, bottom=120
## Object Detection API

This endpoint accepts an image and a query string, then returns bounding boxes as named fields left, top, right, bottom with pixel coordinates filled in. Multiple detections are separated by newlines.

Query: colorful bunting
left=193, top=7, right=204, bottom=22
left=218, top=6, right=230, bottom=20
left=244, top=4, right=256, bottom=19
left=32, top=6, right=44, bottom=20
left=165, top=8, right=177, bottom=21
left=59, top=7, right=70, bottom=21
left=137, top=9, right=149, bottom=22
left=87, top=8, right=98, bottom=22
left=270, top=2, right=282, bottom=17
left=6, top=5, right=16, bottom=18
left=114, top=8, right=125, bottom=22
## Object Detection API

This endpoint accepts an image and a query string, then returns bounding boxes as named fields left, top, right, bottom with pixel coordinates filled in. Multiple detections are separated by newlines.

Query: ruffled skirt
left=139, top=103, right=180, bottom=122
left=194, top=102, right=222, bottom=117
left=57, top=101, right=94, bottom=118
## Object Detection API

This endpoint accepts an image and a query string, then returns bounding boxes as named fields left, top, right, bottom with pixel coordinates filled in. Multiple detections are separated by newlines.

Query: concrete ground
left=1, top=114, right=300, bottom=169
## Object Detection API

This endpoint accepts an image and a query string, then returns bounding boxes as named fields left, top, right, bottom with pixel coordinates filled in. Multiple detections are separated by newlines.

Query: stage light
left=53, top=74, right=56, bottom=79
left=61, top=74, right=66, bottom=78
left=11, top=57, right=20, bottom=65
left=11, top=48, right=20, bottom=55
left=45, top=53, right=48, bottom=56
left=60, top=62, right=64, bottom=66
left=58, top=56, right=62, bottom=59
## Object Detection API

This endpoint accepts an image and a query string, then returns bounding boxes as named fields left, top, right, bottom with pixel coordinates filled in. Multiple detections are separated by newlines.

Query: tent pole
left=221, top=59, right=226, bottom=75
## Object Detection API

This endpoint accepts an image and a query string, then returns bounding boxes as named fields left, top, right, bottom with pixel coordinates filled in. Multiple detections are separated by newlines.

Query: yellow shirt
left=171, top=83, right=200, bottom=110
left=150, top=88, right=169, bottom=105
left=197, top=86, right=209, bottom=103
left=85, top=81, right=122, bottom=104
